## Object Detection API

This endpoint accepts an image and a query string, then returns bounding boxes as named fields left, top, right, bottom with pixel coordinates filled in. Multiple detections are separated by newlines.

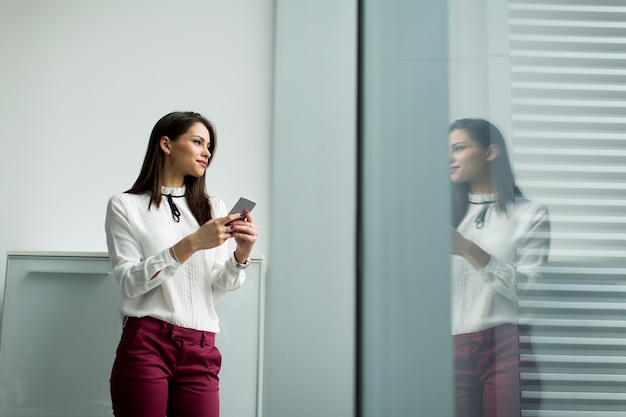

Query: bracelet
left=480, top=252, right=491, bottom=269
left=170, top=246, right=181, bottom=264
left=231, top=252, right=250, bottom=270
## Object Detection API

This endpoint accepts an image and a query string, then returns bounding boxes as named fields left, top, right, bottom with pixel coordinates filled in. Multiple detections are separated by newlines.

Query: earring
left=167, top=150, right=171, bottom=155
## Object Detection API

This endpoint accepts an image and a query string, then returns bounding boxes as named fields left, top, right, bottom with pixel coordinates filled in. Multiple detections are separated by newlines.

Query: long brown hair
left=127, top=111, right=217, bottom=225
left=450, top=118, right=522, bottom=227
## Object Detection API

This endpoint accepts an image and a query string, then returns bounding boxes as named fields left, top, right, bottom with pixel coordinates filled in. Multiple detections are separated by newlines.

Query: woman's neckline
left=161, top=185, right=186, bottom=197
left=468, top=192, right=497, bottom=204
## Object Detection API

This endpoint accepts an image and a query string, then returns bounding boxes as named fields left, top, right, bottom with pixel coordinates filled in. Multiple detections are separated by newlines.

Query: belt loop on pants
left=159, top=319, right=168, bottom=339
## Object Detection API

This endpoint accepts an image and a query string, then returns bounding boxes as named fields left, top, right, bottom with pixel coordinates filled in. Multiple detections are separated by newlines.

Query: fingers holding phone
left=192, top=197, right=258, bottom=257
left=194, top=214, right=242, bottom=249
left=232, top=210, right=257, bottom=263
left=226, top=197, right=257, bottom=239
left=227, top=197, right=256, bottom=223
left=229, top=211, right=257, bottom=238
left=228, top=197, right=258, bottom=260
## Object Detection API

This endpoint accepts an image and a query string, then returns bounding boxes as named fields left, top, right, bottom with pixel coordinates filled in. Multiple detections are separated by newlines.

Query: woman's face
left=448, top=128, right=490, bottom=187
left=164, top=122, right=212, bottom=181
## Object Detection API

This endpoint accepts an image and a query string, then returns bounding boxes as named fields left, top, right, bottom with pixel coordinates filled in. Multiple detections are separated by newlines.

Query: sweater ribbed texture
left=452, top=194, right=549, bottom=335
left=105, top=186, right=245, bottom=333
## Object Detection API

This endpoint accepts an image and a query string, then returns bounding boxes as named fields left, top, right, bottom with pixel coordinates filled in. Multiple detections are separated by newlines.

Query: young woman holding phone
left=105, top=111, right=257, bottom=417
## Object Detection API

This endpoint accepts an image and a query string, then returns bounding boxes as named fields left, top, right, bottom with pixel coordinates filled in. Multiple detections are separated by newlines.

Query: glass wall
left=358, top=1, right=453, bottom=415
left=359, top=0, right=626, bottom=416
left=508, top=1, right=626, bottom=415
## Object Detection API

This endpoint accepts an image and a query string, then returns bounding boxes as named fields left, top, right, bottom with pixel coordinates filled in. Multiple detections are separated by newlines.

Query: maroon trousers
left=110, top=316, right=222, bottom=417
left=454, top=324, right=522, bottom=417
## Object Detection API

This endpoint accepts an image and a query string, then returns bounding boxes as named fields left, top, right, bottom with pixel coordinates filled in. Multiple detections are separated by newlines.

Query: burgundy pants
left=110, top=316, right=222, bottom=417
left=454, top=324, right=522, bottom=417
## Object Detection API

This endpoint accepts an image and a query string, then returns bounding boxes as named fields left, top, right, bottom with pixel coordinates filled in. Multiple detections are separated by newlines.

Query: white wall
left=0, top=1, right=358, bottom=415
left=0, top=0, right=273, bottom=293
left=448, top=0, right=512, bottom=134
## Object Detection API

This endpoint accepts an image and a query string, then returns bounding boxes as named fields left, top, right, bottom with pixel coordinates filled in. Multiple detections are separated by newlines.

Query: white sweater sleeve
left=105, top=195, right=182, bottom=299
left=477, top=204, right=550, bottom=300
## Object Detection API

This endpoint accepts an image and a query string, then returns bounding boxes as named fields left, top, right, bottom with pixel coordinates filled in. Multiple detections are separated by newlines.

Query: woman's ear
left=486, top=144, right=500, bottom=161
left=160, top=136, right=171, bottom=155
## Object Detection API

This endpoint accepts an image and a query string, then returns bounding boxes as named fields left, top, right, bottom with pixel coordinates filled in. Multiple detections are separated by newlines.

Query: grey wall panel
left=0, top=252, right=265, bottom=417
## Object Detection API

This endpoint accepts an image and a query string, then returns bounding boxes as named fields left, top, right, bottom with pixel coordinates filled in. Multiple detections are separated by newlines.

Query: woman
left=449, top=118, right=548, bottom=417
left=105, top=111, right=257, bottom=417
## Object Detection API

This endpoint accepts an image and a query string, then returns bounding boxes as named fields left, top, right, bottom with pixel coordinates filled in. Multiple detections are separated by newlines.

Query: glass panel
left=448, top=1, right=626, bottom=416
left=360, top=0, right=626, bottom=416
left=358, top=1, right=453, bottom=415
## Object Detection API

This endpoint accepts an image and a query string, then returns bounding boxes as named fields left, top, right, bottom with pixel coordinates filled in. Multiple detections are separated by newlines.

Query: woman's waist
left=118, top=293, right=220, bottom=333
left=123, top=315, right=216, bottom=344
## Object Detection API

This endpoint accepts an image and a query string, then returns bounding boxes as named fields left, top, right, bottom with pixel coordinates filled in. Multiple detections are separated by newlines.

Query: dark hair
left=449, top=118, right=522, bottom=227
left=127, top=111, right=217, bottom=225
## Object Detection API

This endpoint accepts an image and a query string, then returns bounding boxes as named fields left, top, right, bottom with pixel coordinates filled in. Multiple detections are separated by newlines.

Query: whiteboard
left=0, top=252, right=264, bottom=417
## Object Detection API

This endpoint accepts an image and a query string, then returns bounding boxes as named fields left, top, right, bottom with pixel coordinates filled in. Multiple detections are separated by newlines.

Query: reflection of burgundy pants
left=454, top=324, right=521, bottom=417
left=110, top=316, right=222, bottom=417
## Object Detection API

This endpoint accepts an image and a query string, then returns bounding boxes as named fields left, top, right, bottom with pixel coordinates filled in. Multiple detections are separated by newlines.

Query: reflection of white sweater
left=452, top=193, right=549, bottom=335
left=105, top=186, right=245, bottom=333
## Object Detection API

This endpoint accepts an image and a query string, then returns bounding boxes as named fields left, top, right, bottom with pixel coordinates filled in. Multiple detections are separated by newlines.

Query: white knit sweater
left=105, top=186, right=245, bottom=333
left=451, top=193, right=549, bottom=335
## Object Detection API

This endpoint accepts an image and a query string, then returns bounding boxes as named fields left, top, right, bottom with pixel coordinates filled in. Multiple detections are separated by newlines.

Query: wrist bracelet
left=170, top=246, right=181, bottom=264
left=231, top=252, right=250, bottom=270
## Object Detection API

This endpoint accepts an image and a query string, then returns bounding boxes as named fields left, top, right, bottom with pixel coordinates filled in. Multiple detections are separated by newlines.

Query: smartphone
left=228, top=196, right=256, bottom=221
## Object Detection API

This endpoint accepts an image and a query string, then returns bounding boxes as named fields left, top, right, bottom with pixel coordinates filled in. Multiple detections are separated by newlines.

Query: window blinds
left=510, top=0, right=626, bottom=266
left=509, top=1, right=626, bottom=415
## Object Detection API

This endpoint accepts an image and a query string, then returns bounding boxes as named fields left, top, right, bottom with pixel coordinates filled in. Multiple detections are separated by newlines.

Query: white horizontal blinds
left=509, top=0, right=626, bottom=266
left=517, top=267, right=626, bottom=416
left=509, top=1, right=626, bottom=416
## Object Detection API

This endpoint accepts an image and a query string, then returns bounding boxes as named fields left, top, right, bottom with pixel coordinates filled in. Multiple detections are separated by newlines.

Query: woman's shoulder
left=107, top=191, right=151, bottom=213
left=209, top=196, right=227, bottom=217
left=513, top=196, right=549, bottom=221
left=109, top=191, right=150, bottom=203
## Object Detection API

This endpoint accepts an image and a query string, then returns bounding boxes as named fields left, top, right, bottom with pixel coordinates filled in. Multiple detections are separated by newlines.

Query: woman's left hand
left=229, top=210, right=258, bottom=263
left=450, top=226, right=490, bottom=269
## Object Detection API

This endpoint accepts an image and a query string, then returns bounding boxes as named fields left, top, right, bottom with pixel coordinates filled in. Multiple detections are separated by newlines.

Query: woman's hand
left=228, top=210, right=258, bottom=263
left=169, top=213, right=245, bottom=265
left=450, top=226, right=490, bottom=270
left=194, top=213, right=245, bottom=251
left=169, top=212, right=257, bottom=265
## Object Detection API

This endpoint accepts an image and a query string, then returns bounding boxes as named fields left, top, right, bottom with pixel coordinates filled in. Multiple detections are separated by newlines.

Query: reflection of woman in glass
left=449, top=118, right=549, bottom=417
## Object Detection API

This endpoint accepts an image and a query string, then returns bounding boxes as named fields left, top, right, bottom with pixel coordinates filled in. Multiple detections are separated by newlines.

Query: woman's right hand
left=193, top=213, right=245, bottom=250
left=169, top=213, right=244, bottom=265
left=450, top=226, right=491, bottom=270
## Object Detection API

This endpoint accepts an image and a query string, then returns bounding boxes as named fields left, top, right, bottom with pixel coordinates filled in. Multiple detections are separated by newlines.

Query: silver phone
left=228, top=196, right=256, bottom=221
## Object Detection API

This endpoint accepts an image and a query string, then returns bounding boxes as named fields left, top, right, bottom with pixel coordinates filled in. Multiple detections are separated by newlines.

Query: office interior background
left=1, top=0, right=625, bottom=416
